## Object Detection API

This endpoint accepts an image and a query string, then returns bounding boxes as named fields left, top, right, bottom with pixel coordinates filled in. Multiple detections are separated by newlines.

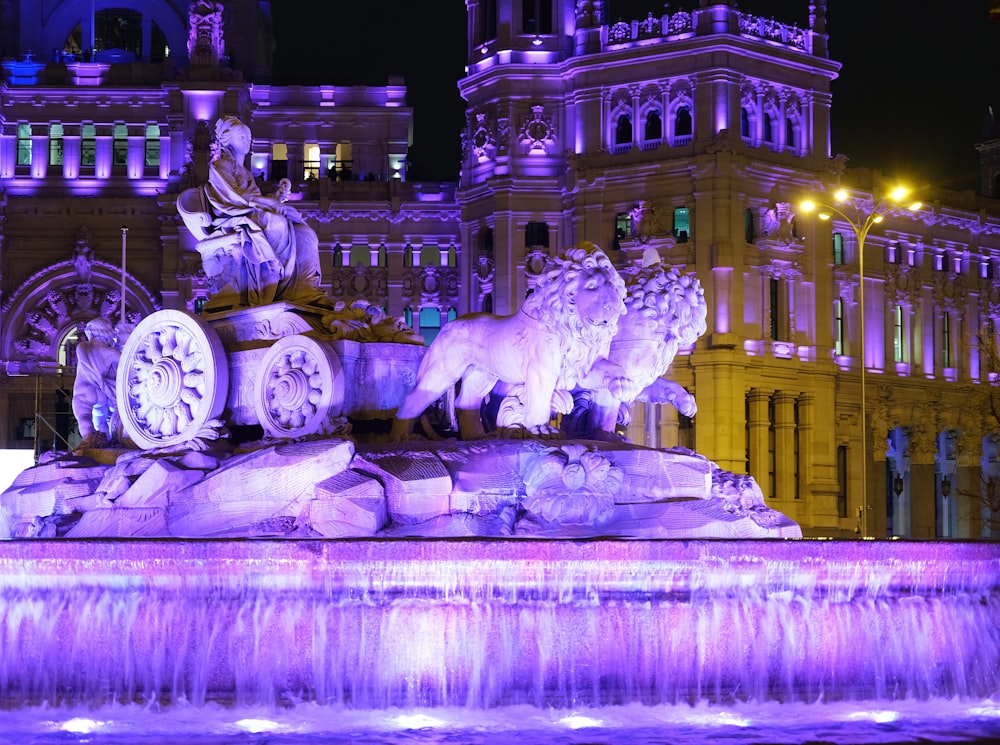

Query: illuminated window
left=49, top=123, right=63, bottom=166
left=304, top=143, right=320, bottom=180
left=420, top=307, right=442, bottom=346
left=194, top=297, right=208, bottom=314
left=270, top=143, right=288, bottom=181
left=942, top=313, right=951, bottom=368
left=112, top=123, right=128, bottom=167
left=613, top=212, right=631, bottom=251
left=833, top=233, right=844, bottom=265
left=834, top=298, right=845, bottom=356
left=672, top=207, right=689, bottom=243
left=57, top=326, right=79, bottom=368
left=81, top=123, right=96, bottom=167
left=893, top=305, right=904, bottom=363
left=16, top=123, right=31, bottom=166
left=144, top=124, right=160, bottom=167
left=982, top=259, right=994, bottom=279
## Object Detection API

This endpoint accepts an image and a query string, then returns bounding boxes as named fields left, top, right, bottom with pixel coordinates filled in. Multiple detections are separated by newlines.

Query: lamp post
left=801, top=186, right=921, bottom=537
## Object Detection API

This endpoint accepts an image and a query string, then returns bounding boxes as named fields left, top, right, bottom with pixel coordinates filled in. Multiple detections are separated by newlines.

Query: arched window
left=674, top=106, right=692, bottom=137
left=333, top=244, right=343, bottom=267
left=644, top=110, right=662, bottom=141
left=615, top=115, right=632, bottom=145
left=57, top=325, right=80, bottom=369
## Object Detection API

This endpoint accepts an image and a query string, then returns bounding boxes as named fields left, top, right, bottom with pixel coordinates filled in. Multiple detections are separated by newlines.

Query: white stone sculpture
left=178, top=116, right=330, bottom=309
left=562, top=261, right=707, bottom=440
left=390, top=242, right=629, bottom=440
left=72, top=317, right=123, bottom=449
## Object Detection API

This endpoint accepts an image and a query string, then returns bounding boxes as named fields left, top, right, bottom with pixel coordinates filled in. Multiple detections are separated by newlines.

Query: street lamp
left=800, top=186, right=921, bottom=537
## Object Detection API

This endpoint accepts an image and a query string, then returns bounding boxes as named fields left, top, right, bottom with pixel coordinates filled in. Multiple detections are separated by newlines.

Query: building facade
left=1, top=0, right=999, bottom=539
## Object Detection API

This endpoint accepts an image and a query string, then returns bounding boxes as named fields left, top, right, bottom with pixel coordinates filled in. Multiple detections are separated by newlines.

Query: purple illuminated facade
left=0, top=0, right=999, bottom=540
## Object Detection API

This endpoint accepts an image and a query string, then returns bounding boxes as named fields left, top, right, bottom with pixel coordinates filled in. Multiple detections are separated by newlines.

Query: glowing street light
left=800, top=185, right=921, bottom=537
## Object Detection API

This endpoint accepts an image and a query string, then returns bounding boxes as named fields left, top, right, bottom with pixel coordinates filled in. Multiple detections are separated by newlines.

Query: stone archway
left=2, top=253, right=159, bottom=369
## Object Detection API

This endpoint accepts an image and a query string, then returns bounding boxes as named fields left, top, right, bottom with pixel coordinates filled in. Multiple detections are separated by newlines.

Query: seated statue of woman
left=203, top=116, right=329, bottom=307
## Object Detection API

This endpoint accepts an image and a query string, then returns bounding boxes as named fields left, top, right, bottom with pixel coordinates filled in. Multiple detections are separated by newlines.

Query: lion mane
left=391, top=241, right=626, bottom=439
left=521, top=243, right=626, bottom=389
left=562, top=262, right=707, bottom=440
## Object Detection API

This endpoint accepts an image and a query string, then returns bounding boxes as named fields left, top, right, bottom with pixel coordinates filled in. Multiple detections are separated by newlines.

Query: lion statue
left=561, top=261, right=707, bottom=441
left=390, top=242, right=629, bottom=440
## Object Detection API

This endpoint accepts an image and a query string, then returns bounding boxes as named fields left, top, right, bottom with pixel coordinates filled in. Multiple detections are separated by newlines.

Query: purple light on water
left=0, top=540, right=998, bottom=743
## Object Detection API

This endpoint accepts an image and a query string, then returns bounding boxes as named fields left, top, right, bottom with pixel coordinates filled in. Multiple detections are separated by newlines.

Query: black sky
left=271, top=1, right=1000, bottom=189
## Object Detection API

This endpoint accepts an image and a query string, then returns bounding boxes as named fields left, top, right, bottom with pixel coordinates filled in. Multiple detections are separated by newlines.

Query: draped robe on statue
left=204, top=153, right=325, bottom=306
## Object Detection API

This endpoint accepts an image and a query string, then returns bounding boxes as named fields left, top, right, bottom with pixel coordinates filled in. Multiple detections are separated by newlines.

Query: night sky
left=271, top=1, right=1000, bottom=189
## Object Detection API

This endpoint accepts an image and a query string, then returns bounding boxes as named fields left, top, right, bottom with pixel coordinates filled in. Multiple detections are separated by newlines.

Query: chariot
left=113, top=186, right=425, bottom=451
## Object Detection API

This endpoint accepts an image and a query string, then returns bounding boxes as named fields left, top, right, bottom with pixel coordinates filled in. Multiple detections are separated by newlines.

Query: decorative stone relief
left=188, top=0, right=225, bottom=65
left=521, top=443, right=623, bottom=525
left=470, top=112, right=496, bottom=162
left=519, top=105, right=556, bottom=154
left=932, top=270, right=967, bottom=318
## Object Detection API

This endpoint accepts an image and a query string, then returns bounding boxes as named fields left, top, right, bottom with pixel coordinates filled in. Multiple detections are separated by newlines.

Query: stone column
left=62, top=125, right=81, bottom=179
left=774, top=390, right=797, bottom=511
left=956, top=423, right=984, bottom=538
left=798, top=392, right=814, bottom=504
left=659, top=404, right=679, bottom=450
left=747, top=388, right=771, bottom=499
left=127, top=125, right=145, bottom=179
left=285, top=142, right=304, bottom=184
left=95, top=125, right=113, bottom=179
left=908, top=411, right=939, bottom=539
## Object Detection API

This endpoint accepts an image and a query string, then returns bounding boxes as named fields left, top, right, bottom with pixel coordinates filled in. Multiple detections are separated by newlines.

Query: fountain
left=1, top=120, right=999, bottom=743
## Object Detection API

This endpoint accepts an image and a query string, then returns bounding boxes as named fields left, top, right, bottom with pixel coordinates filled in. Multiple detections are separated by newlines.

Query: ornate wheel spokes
left=254, top=336, right=344, bottom=439
left=117, top=310, right=228, bottom=449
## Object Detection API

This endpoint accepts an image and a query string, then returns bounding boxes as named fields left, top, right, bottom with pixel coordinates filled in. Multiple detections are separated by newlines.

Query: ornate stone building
left=457, top=0, right=1000, bottom=539
left=2, top=0, right=999, bottom=539
left=0, top=0, right=460, bottom=454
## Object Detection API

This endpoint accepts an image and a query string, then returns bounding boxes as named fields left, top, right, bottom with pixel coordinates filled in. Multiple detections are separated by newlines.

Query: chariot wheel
left=253, top=334, right=345, bottom=439
left=116, top=310, right=229, bottom=450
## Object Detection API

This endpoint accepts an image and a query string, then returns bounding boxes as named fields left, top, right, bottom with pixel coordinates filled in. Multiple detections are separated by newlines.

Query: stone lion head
left=522, top=242, right=626, bottom=389
left=613, top=263, right=707, bottom=383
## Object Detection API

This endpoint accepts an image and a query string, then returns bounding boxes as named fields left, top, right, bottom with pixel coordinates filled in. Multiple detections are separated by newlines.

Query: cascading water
left=1, top=539, right=999, bottom=743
